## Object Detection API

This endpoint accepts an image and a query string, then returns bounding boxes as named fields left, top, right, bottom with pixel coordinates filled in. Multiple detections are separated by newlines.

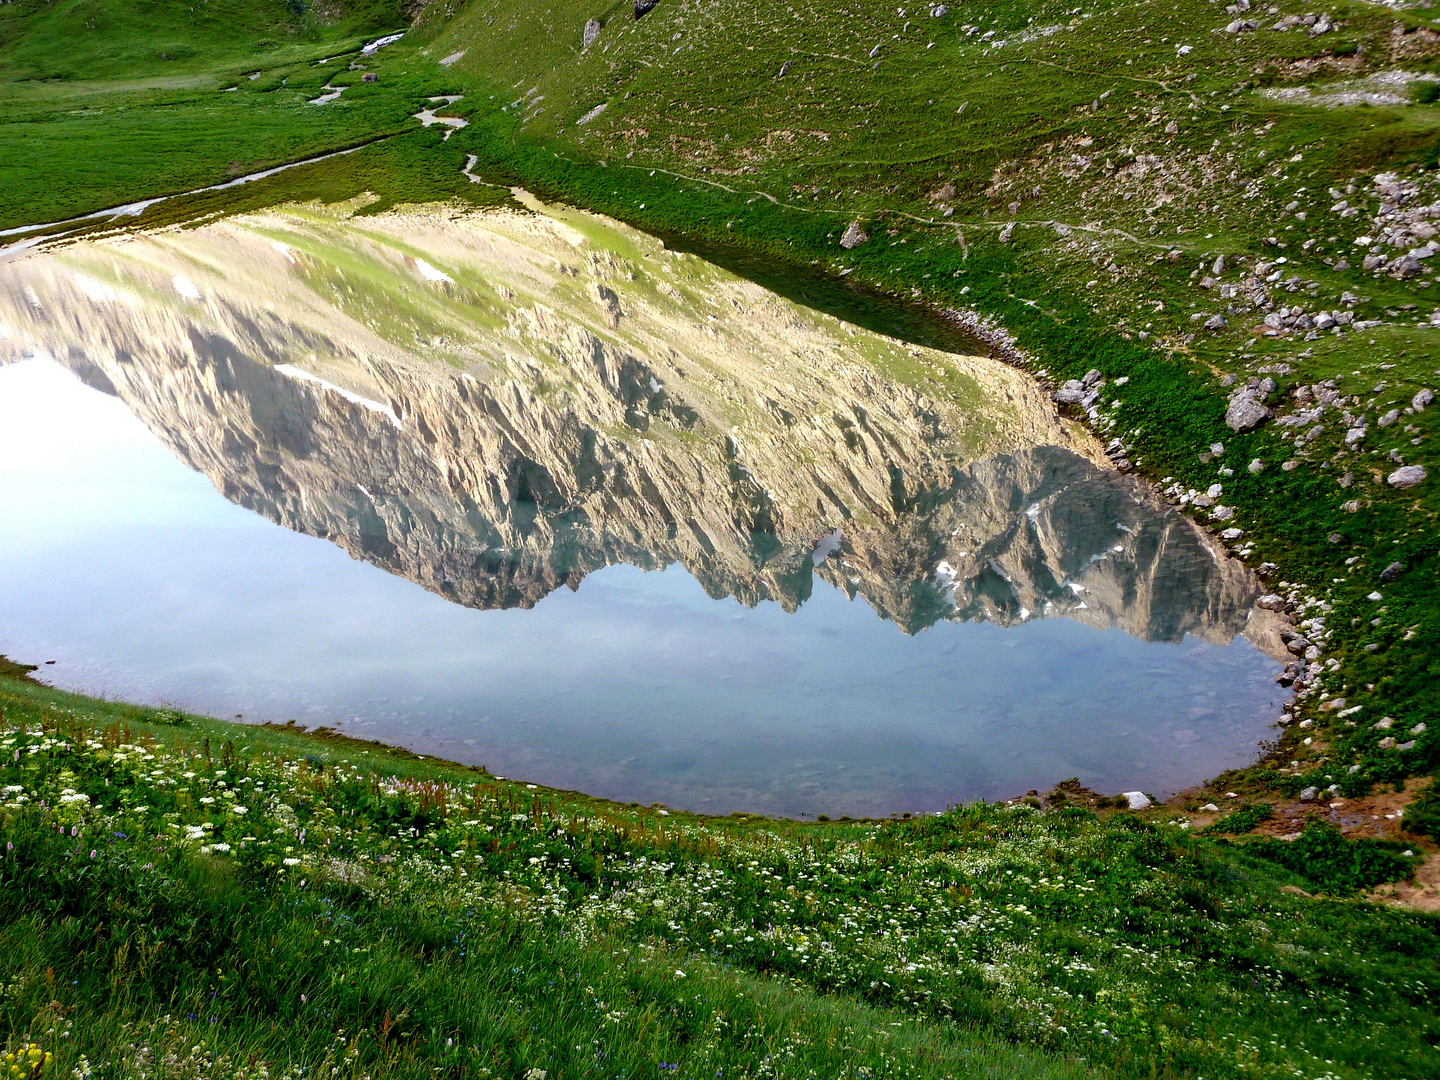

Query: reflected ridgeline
left=0, top=198, right=1259, bottom=643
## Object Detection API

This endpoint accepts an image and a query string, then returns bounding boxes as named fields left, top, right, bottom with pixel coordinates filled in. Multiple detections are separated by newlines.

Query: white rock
left=1123, top=790, right=1151, bottom=810
left=1387, top=464, right=1427, bottom=489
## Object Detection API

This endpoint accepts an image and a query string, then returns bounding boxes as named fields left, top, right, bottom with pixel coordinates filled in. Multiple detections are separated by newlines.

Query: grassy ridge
left=2, top=677, right=1438, bottom=1078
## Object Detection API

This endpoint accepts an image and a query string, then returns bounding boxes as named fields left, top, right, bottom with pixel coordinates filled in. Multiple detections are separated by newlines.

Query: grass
left=0, top=0, right=426, bottom=230
left=1, top=675, right=1438, bottom=1079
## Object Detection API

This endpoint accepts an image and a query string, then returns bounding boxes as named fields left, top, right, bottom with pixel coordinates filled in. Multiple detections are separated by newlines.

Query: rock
left=1375, top=717, right=1394, bottom=729
left=778, top=61, right=791, bottom=77
left=1391, top=256, right=1424, bottom=280
left=1257, top=561, right=1277, bottom=576
left=1397, top=740, right=1416, bottom=751
left=1054, top=380, right=1088, bottom=405
left=1379, top=737, right=1396, bottom=749
left=839, top=222, right=869, bottom=250
left=1123, top=791, right=1151, bottom=810
left=1204, top=314, right=1228, bottom=331
left=635, top=0, right=659, bottom=17
left=998, top=222, right=1015, bottom=243
left=1211, top=505, right=1234, bottom=521
left=1387, top=465, right=1426, bottom=489
left=1380, top=561, right=1404, bottom=583
left=1343, top=425, right=1366, bottom=446
left=1256, top=594, right=1287, bottom=611
left=1299, top=786, right=1319, bottom=802
left=1248, top=458, right=1266, bottom=473
left=1378, top=409, right=1400, bottom=428
left=1414, top=388, right=1434, bottom=411
left=583, top=18, right=602, bottom=48
left=361, top=72, right=378, bottom=82
left=1200, top=802, right=1220, bottom=813
left=1213, top=255, right=1226, bottom=276
left=1220, top=527, right=1244, bottom=540
left=1341, top=499, right=1361, bottom=513
left=930, top=3, right=948, bottom=15
left=1362, top=255, right=1386, bottom=272
left=1281, top=459, right=1299, bottom=471
left=1226, top=393, right=1272, bottom=433
left=1083, top=368, right=1103, bottom=387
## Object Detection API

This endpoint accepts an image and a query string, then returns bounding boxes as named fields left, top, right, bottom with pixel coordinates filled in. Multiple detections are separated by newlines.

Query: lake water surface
left=0, top=199, right=1285, bottom=817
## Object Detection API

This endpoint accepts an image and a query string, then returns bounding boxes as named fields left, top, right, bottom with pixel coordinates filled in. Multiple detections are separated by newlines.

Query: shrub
left=1415, top=82, right=1440, bottom=106
left=1204, top=803, right=1273, bottom=835
left=1245, top=822, right=1416, bottom=895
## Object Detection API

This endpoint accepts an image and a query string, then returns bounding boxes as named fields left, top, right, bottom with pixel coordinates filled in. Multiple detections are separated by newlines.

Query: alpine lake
left=0, top=193, right=1287, bottom=818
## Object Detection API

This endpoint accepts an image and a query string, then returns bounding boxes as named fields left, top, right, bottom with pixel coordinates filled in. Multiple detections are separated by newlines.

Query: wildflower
left=522, top=1070, right=546, bottom=1080
left=283, top=858, right=301, bottom=866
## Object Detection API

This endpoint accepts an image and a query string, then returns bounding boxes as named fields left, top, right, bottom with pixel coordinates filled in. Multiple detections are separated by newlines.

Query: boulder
left=1414, top=388, right=1434, bottom=411
left=1380, top=561, right=1404, bottom=583
left=1390, top=255, right=1423, bottom=280
left=1226, top=392, right=1272, bottom=433
left=635, top=0, right=659, bottom=18
left=583, top=18, right=602, bottom=48
left=1256, top=594, right=1287, bottom=611
left=839, top=222, right=869, bottom=250
left=1378, top=409, right=1400, bottom=428
left=1387, top=464, right=1427, bottom=489
left=1054, top=380, right=1088, bottom=405
left=1299, top=786, right=1318, bottom=802
left=1123, top=791, right=1151, bottom=810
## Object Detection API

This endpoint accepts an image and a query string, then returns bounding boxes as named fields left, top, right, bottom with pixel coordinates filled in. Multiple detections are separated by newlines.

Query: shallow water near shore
left=0, top=199, right=1285, bottom=816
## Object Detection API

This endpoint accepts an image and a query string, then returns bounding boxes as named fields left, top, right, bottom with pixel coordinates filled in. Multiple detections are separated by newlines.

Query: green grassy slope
left=0, top=0, right=419, bottom=228
left=2, top=676, right=1437, bottom=1079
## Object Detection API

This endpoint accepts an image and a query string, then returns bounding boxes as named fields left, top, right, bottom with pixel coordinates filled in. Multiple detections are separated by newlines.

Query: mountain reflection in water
left=0, top=197, right=1285, bottom=815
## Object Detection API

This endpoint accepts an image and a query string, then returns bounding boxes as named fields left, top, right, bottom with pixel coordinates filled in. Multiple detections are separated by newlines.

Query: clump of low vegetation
left=1239, top=821, right=1419, bottom=896
left=1204, top=802, right=1274, bottom=835
left=2, top=679, right=1437, bottom=1079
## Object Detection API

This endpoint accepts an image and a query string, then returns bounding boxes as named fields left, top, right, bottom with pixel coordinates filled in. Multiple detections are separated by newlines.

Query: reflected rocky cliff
left=0, top=198, right=1260, bottom=644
